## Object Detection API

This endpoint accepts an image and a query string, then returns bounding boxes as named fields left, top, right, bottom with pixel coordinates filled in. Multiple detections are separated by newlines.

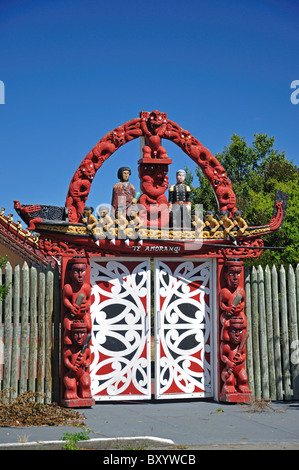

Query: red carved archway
left=65, top=110, right=237, bottom=222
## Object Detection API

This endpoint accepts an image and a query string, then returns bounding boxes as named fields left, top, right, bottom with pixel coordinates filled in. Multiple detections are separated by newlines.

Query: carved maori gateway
left=14, top=111, right=287, bottom=407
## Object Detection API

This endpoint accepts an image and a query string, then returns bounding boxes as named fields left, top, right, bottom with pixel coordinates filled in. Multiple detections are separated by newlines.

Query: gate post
left=217, top=257, right=252, bottom=402
left=60, top=254, right=95, bottom=407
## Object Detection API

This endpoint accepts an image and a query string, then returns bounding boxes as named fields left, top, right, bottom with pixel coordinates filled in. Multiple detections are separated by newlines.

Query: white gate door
left=90, top=258, right=151, bottom=401
left=154, top=259, right=214, bottom=399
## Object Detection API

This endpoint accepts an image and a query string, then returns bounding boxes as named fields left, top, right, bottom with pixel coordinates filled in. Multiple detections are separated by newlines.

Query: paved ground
left=0, top=398, right=298, bottom=450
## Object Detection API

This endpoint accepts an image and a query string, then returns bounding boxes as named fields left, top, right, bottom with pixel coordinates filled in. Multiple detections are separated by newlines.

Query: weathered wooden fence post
left=251, top=266, right=261, bottom=399
left=280, top=265, right=292, bottom=400
left=265, top=265, right=276, bottom=400
left=288, top=265, right=299, bottom=399
left=20, top=262, right=29, bottom=394
left=45, top=265, right=54, bottom=404
left=11, top=263, right=20, bottom=398
left=257, top=265, right=269, bottom=400
left=28, top=264, right=37, bottom=393
left=271, top=265, right=283, bottom=400
left=3, top=262, right=12, bottom=398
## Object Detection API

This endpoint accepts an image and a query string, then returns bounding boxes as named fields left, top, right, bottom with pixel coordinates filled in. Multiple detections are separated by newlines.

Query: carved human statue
left=219, top=258, right=246, bottom=341
left=138, top=163, right=169, bottom=227
left=219, top=258, right=251, bottom=400
left=62, top=257, right=91, bottom=345
left=111, top=167, right=137, bottom=213
left=140, top=110, right=168, bottom=159
left=168, top=169, right=191, bottom=228
left=63, top=321, right=93, bottom=401
left=220, top=318, right=251, bottom=395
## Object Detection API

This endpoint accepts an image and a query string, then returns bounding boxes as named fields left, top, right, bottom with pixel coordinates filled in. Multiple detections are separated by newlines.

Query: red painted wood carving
left=219, top=258, right=251, bottom=402
left=65, top=110, right=238, bottom=223
left=61, top=256, right=95, bottom=407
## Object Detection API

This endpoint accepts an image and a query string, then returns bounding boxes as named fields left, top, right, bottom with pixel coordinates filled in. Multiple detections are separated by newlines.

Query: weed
left=61, top=429, right=91, bottom=450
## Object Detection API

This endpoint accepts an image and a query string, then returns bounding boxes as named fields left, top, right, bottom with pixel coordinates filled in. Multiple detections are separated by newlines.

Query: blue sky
left=0, top=0, right=298, bottom=222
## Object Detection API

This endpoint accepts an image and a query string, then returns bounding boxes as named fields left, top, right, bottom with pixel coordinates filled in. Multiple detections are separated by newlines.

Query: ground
left=0, top=391, right=86, bottom=427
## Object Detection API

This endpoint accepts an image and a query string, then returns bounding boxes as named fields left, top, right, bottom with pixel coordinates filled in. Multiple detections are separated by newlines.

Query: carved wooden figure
left=62, top=257, right=91, bottom=345
left=219, top=258, right=251, bottom=401
left=168, top=169, right=191, bottom=229
left=138, top=163, right=170, bottom=227
left=61, top=256, right=94, bottom=407
left=140, top=110, right=168, bottom=159
left=220, top=318, right=251, bottom=396
left=62, top=321, right=94, bottom=404
left=111, top=167, right=137, bottom=213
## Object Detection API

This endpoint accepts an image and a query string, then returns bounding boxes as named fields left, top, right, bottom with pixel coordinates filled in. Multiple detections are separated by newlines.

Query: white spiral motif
left=156, top=260, right=213, bottom=398
left=90, top=259, right=151, bottom=400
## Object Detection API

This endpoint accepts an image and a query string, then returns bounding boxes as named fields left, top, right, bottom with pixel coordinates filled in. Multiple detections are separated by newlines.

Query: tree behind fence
left=0, top=262, right=60, bottom=404
left=1, top=262, right=299, bottom=403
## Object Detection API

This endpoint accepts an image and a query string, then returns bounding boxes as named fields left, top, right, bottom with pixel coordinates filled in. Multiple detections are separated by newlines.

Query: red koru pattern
left=65, top=110, right=238, bottom=222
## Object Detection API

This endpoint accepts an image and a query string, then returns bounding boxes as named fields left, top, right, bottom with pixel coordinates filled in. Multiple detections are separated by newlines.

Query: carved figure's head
left=148, top=110, right=166, bottom=128
left=68, top=258, right=88, bottom=285
left=71, top=321, right=88, bottom=347
left=180, top=129, right=192, bottom=145
left=213, top=165, right=229, bottom=187
left=117, top=166, right=131, bottom=182
left=111, top=126, right=126, bottom=147
left=78, top=161, right=95, bottom=181
left=223, top=259, right=242, bottom=289
left=176, top=169, right=186, bottom=184
left=228, top=318, right=244, bottom=345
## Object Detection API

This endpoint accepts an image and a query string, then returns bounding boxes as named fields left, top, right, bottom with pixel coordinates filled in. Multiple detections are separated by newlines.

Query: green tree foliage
left=0, top=255, right=10, bottom=301
left=185, top=134, right=299, bottom=267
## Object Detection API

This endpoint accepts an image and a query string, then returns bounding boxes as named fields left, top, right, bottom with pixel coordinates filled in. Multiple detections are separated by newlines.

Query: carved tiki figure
left=219, top=258, right=251, bottom=400
left=140, top=110, right=168, bottom=159
left=65, top=160, right=96, bottom=221
left=63, top=321, right=93, bottom=401
left=62, top=257, right=91, bottom=345
left=220, top=318, right=250, bottom=395
left=219, top=258, right=246, bottom=341
left=138, top=163, right=169, bottom=227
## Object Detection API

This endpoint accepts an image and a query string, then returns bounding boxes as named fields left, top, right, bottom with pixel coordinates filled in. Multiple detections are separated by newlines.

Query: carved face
left=176, top=171, right=186, bottom=184
left=71, top=326, right=88, bottom=347
left=112, top=127, right=125, bottom=147
left=70, top=263, right=87, bottom=285
left=149, top=110, right=165, bottom=128
left=225, top=266, right=241, bottom=289
left=122, top=170, right=130, bottom=182
left=228, top=326, right=243, bottom=345
left=180, top=130, right=192, bottom=150
left=213, top=165, right=229, bottom=187
left=78, top=161, right=95, bottom=181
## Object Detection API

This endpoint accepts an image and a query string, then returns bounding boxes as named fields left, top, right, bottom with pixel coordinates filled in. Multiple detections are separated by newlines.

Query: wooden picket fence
left=245, top=264, right=299, bottom=401
left=1, top=261, right=299, bottom=403
left=0, top=262, right=60, bottom=404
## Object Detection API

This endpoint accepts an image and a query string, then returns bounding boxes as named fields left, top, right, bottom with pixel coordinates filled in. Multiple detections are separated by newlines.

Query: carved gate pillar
left=60, top=254, right=95, bottom=407
left=217, top=257, right=252, bottom=402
